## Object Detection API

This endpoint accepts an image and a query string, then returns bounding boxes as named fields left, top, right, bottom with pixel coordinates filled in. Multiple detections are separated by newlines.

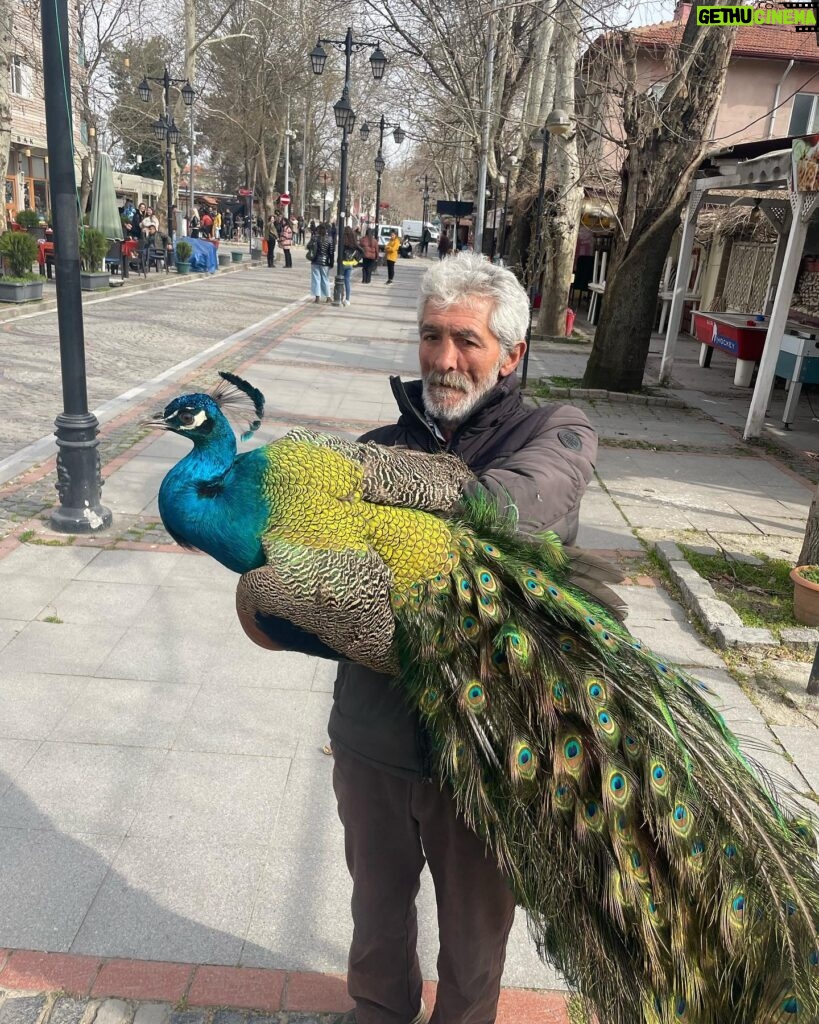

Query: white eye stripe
left=177, top=409, right=208, bottom=430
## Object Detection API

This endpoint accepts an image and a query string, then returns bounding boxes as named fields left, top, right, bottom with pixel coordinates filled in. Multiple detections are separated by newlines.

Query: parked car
left=377, top=224, right=402, bottom=252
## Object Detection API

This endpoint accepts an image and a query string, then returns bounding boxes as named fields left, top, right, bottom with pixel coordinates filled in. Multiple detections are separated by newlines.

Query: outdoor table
left=776, top=331, right=819, bottom=426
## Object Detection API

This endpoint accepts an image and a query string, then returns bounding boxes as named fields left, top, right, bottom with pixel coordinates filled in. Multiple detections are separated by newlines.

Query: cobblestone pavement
left=0, top=272, right=315, bottom=543
left=0, top=993, right=337, bottom=1024
left=0, top=264, right=310, bottom=461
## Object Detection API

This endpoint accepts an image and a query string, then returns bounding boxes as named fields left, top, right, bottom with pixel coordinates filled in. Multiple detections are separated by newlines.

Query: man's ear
left=499, top=340, right=527, bottom=378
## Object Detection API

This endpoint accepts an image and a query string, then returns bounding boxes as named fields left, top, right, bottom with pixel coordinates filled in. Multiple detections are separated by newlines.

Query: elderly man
left=239, top=254, right=596, bottom=1024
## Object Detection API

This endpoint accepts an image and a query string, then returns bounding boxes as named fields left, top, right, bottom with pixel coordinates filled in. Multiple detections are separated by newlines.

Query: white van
left=402, top=220, right=439, bottom=244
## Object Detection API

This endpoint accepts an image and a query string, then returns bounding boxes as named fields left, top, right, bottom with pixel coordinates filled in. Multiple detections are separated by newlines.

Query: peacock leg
left=237, top=537, right=398, bottom=674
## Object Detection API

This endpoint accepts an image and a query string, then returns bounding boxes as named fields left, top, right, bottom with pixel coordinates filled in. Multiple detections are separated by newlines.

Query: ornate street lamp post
left=137, top=68, right=195, bottom=245
left=41, top=0, right=111, bottom=533
left=310, top=28, right=387, bottom=305
left=359, top=115, right=404, bottom=242
left=520, top=108, right=572, bottom=387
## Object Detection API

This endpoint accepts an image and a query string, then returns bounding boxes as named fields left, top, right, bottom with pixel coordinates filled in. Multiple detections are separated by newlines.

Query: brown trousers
left=333, top=747, right=516, bottom=1024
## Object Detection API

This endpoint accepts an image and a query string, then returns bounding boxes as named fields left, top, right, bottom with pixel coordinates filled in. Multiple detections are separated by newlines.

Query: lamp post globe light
left=520, top=108, right=572, bottom=387
left=310, top=26, right=388, bottom=305
left=137, top=66, right=195, bottom=249
left=358, top=114, right=404, bottom=244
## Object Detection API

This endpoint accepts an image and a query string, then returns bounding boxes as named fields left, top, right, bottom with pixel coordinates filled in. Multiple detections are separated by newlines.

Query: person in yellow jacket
left=214, top=211, right=222, bottom=239
left=384, top=230, right=400, bottom=285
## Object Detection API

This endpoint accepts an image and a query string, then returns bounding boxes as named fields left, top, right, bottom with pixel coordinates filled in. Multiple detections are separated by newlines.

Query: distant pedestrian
left=234, top=214, right=243, bottom=241
left=437, top=230, right=452, bottom=260
left=214, top=211, right=222, bottom=239
left=341, top=226, right=363, bottom=306
left=297, top=216, right=305, bottom=244
left=384, top=229, right=400, bottom=284
left=223, top=210, right=233, bottom=240
left=280, top=218, right=293, bottom=268
left=308, top=223, right=334, bottom=303
left=266, top=215, right=278, bottom=267
left=359, top=228, right=378, bottom=284
left=421, top=225, right=431, bottom=256
left=201, top=209, right=213, bottom=239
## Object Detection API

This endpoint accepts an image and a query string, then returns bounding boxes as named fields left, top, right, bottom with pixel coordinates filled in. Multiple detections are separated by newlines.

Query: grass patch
left=43, top=615, right=63, bottom=624
left=679, top=545, right=797, bottom=631
left=17, top=531, right=75, bottom=546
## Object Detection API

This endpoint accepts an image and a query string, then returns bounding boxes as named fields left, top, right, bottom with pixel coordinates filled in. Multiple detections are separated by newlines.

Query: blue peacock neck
left=158, top=416, right=267, bottom=573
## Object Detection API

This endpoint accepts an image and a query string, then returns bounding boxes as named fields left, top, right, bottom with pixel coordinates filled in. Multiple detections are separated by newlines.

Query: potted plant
left=175, top=239, right=193, bottom=275
left=79, top=227, right=110, bottom=290
left=790, top=565, right=819, bottom=626
left=0, top=230, right=43, bottom=303
left=16, top=208, right=45, bottom=240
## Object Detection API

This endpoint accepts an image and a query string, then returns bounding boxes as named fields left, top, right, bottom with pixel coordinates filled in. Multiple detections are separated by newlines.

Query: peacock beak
left=143, top=411, right=169, bottom=430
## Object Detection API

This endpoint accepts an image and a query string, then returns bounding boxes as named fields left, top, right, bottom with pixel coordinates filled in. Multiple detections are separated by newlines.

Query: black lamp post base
left=333, top=273, right=345, bottom=306
left=50, top=412, right=113, bottom=534
left=50, top=502, right=112, bottom=534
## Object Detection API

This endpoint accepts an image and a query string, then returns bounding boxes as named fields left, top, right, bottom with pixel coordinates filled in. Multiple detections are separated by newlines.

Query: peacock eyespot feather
left=525, top=578, right=544, bottom=595
left=462, top=680, right=487, bottom=713
left=558, top=635, right=574, bottom=653
left=460, top=615, right=480, bottom=639
left=482, top=543, right=500, bottom=557
left=565, top=738, right=581, bottom=760
left=781, top=997, right=799, bottom=1014
left=511, top=740, right=537, bottom=781
left=723, top=842, right=737, bottom=859
left=586, top=678, right=606, bottom=702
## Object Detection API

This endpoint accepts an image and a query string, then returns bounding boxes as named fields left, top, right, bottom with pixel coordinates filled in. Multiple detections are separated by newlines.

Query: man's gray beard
left=422, top=358, right=503, bottom=428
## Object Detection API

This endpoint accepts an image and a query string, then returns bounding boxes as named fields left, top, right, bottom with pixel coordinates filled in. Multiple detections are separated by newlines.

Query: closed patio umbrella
left=89, top=152, right=124, bottom=241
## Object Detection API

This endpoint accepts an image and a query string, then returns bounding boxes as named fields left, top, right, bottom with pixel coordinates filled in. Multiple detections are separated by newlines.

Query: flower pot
left=80, top=271, right=110, bottom=291
left=176, top=261, right=191, bottom=275
left=231, top=251, right=244, bottom=263
left=0, top=279, right=43, bottom=303
left=790, top=566, right=819, bottom=626
left=218, top=253, right=231, bottom=267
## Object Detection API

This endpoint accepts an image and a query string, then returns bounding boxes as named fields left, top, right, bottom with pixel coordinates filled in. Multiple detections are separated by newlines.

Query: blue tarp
left=178, top=236, right=218, bottom=274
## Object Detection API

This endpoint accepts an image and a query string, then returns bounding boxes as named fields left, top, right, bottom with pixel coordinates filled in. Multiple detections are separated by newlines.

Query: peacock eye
left=178, top=410, right=195, bottom=426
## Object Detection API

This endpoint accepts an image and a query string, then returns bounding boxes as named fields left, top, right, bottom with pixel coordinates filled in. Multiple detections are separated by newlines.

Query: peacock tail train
left=154, top=377, right=819, bottom=1024
left=389, top=494, right=819, bottom=1024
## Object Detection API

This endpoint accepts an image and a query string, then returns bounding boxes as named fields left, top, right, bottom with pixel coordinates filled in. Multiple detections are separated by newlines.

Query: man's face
left=419, top=296, right=525, bottom=427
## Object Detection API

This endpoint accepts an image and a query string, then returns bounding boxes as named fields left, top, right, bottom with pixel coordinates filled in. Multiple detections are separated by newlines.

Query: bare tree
left=582, top=10, right=735, bottom=391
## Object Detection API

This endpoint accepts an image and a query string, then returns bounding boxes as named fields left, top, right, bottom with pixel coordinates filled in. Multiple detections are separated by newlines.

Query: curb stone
left=652, top=540, right=777, bottom=648
left=527, top=385, right=688, bottom=408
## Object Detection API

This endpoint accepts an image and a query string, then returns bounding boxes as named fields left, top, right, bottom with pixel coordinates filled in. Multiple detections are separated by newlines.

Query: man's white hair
left=417, top=252, right=529, bottom=356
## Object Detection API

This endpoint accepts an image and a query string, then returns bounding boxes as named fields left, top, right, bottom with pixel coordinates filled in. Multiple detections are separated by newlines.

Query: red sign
left=238, top=188, right=252, bottom=196
left=280, top=193, right=290, bottom=206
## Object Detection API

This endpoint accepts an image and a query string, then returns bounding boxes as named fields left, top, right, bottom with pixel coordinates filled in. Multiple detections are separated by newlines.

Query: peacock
left=155, top=372, right=819, bottom=1024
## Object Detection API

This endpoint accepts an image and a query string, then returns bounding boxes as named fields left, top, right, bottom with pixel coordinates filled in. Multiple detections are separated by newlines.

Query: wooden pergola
left=657, top=137, right=819, bottom=439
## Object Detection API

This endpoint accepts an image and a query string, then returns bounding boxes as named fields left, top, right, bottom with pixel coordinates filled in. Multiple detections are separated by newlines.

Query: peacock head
left=148, top=372, right=265, bottom=444
left=152, top=392, right=223, bottom=440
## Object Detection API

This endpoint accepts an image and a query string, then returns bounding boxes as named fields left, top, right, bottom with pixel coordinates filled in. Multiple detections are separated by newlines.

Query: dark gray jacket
left=327, top=374, right=597, bottom=780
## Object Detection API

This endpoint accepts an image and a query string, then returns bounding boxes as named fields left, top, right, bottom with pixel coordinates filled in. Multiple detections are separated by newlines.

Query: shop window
left=9, top=55, right=31, bottom=98
left=789, top=93, right=819, bottom=137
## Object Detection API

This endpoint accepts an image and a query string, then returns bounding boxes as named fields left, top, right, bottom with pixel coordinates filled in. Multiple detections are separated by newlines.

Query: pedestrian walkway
left=0, top=256, right=815, bottom=1023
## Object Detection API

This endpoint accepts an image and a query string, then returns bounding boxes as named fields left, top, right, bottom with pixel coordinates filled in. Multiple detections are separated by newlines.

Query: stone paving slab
left=0, top=259, right=816, bottom=1011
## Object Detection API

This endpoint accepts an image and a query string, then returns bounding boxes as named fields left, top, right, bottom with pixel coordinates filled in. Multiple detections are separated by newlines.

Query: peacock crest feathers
left=209, top=371, right=265, bottom=440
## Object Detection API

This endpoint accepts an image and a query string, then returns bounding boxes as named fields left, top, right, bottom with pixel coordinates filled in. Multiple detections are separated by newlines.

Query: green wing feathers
left=390, top=496, right=819, bottom=1024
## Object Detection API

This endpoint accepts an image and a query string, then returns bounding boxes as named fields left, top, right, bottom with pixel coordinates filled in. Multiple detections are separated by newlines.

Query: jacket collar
left=389, top=374, right=522, bottom=443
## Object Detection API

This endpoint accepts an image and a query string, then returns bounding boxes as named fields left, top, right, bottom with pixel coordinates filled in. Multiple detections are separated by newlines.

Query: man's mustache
left=425, top=371, right=472, bottom=392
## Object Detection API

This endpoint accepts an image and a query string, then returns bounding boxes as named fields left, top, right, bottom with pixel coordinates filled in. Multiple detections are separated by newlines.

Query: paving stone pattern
left=0, top=300, right=313, bottom=544
left=0, top=996, right=331, bottom=1024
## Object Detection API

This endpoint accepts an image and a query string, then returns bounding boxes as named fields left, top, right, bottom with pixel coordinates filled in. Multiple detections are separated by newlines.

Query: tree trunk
left=798, top=485, right=819, bottom=565
left=582, top=217, right=678, bottom=389
left=79, top=153, right=93, bottom=216
left=537, top=0, right=582, bottom=337
left=0, top=0, right=13, bottom=231
left=582, top=11, right=735, bottom=390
